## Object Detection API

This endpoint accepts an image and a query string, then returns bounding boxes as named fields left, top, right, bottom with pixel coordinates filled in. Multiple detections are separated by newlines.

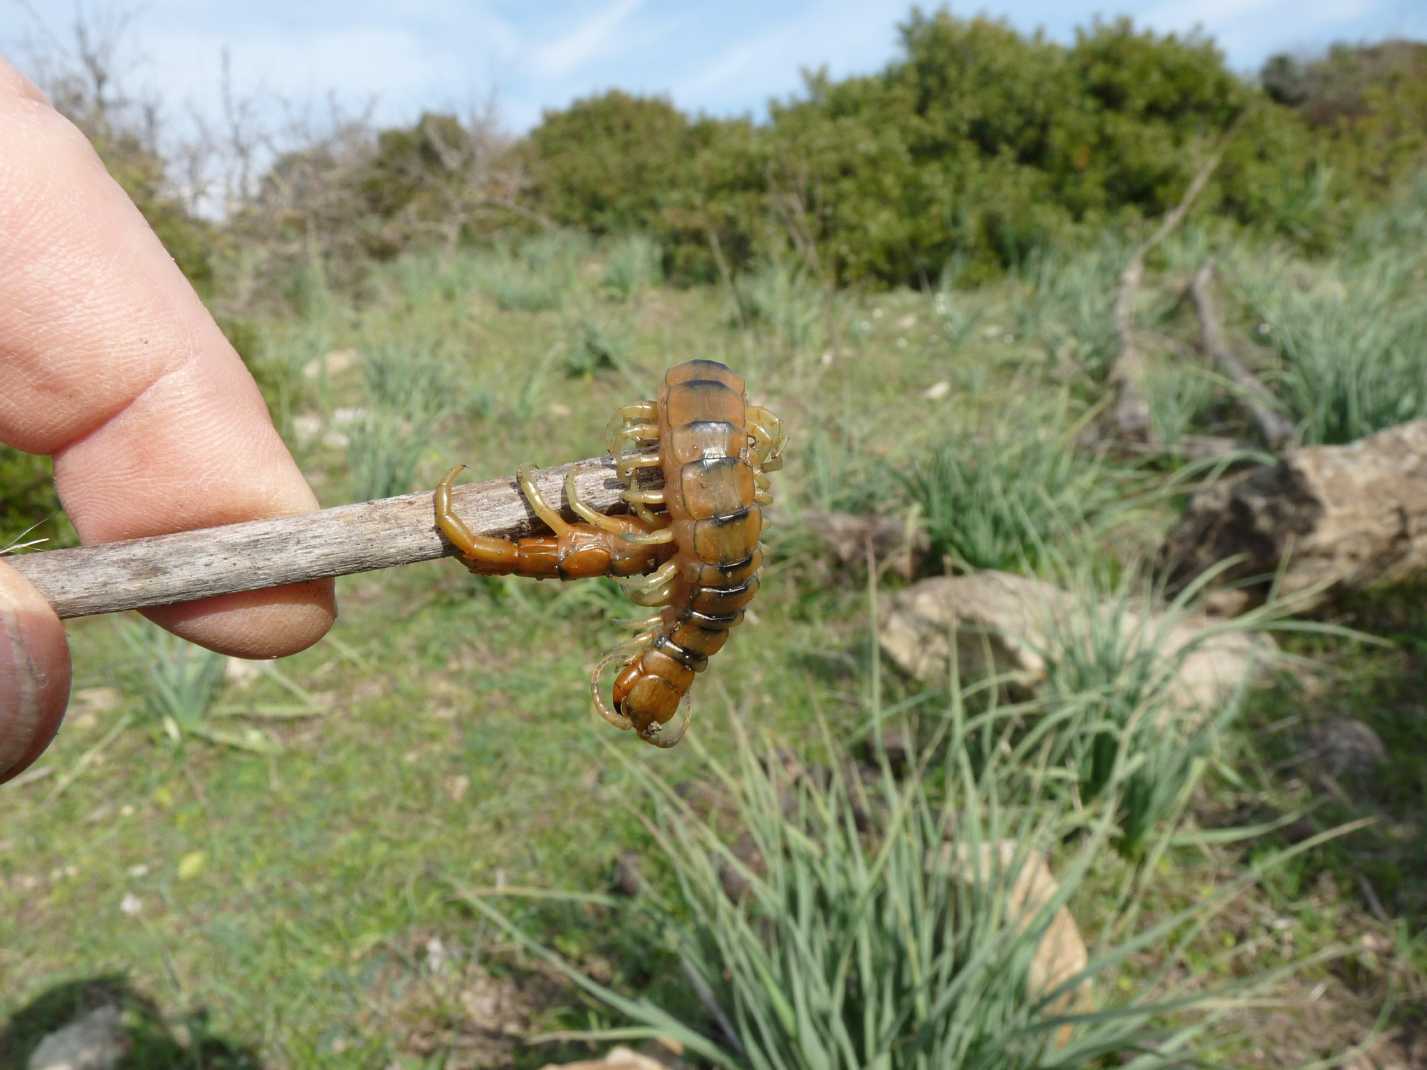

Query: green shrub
left=509, top=9, right=1422, bottom=289
left=523, top=91, right=694, bottom=236
left=0, top=451, right=66, bottom=550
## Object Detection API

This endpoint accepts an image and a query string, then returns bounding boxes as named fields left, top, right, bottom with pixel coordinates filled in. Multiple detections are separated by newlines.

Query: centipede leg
left=615, top=450, right=661, bottom=483
left=630, top=559, right=678, bottom=593
left=628, top=500, right=665, bottom=527
left=628, top=582, right=672, bottom=607
left=607, top=416, right=660, bottom=460
left=617, top=526, right=676, bottom=547
left=746, top=405, right=786, bottom=471
left=516, top=466, right=572, bottom=536
left=616, top=423, right=659, bottom=443
left=564, top=470, right=638, bottom=536
left=623, top=487, right=667, bottom=528
left=434, top=465, right=519, bottom=572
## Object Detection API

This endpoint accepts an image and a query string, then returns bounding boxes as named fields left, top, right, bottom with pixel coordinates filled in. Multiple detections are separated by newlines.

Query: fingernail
left=0, top=565, right=69, bottom=783
left=0, top=599, right=42, bottom=779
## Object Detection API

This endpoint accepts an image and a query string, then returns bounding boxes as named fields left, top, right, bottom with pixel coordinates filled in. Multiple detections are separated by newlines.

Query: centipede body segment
left=433, top=359, right=784, bottom=748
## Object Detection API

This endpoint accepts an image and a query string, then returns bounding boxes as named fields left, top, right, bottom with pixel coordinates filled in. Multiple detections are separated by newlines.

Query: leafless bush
left=8, top=1, right=530, bottom=313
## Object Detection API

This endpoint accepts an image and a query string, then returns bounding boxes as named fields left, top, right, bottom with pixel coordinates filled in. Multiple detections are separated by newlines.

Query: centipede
left=433, top=359, right=784, bottom=748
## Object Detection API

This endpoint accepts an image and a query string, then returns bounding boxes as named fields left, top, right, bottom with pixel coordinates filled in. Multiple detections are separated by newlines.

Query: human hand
left=0, top=57, right=337, bottom=783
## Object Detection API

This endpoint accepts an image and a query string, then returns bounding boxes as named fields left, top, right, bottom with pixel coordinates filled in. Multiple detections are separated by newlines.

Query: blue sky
left=6, top=1, right=1425, bottom=134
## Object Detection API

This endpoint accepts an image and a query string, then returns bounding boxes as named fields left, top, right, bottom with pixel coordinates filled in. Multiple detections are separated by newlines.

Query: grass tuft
left=601, top=234, right=663, bottom=300
left=464, top=660, right=1342, bottom=1068
left=899, top=409, right=1129, bottom=574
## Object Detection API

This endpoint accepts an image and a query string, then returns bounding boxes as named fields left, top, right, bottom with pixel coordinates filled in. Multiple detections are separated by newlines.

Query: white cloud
left=530, top=0, right=644, bottom=80
left=1144, top=0, right=1377, bottom=38
left=674, top=2, right=895, bottom=114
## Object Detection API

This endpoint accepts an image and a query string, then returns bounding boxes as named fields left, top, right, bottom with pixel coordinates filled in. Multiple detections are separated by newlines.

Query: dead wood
left=1190, top=259, right=1296, bottom=450
left=7, top=457, right=634, bottom=619
left=1106, top=144, right=1230, bottom=443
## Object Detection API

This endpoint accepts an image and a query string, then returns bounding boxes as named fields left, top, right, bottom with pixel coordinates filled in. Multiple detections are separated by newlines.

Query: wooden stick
left=1107, top=139, right=1230, bottom=443
left=6, top=457, right=634, bottom=620
left=1190, top=259, right=1296, bottom=451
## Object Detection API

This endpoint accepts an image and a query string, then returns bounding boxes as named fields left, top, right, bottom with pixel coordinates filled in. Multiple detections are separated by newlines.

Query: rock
left=1159, top=420, right=1427, bottom=615
left=857, top=725, right=915, bottom=778
left=672, top=779, right=737, bottom=826
left=800, top=510, right=929, bottom=581
left=27, top=1004, right=127, bottom=1070
left=879, top=572, right=1276, bottom=721
left=942, top=842, right=1090, bottom=1050
left=718, top=831, right=765, bottom=902
left=611, top=851, right=643, bottom=897
left=881, top=572, right=1058, bottom=693
left=223, top=657, right=264, bottom=688
left=1303, top=717, right=1387, bottom=781
left=69, top=687, right=122, bottom=716
left=330, top=406, right=367, bottom=426
left=540, top=1045, right=669, bottom=1069
left=290, top=412, right=322, bottom=444
left=303, top=348, right=358, bottom=379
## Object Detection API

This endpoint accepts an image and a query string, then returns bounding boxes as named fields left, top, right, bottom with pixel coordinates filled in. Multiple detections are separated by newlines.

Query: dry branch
left=1190, top=260, right=1296, bottom=451
left=1107, top=143, right=1229, bottom=442
left=8, top=458, right=634, bottom=620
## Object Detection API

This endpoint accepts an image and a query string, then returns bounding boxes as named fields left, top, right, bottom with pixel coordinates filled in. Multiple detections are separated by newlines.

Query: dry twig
left=8, top=458, right=633, bottom=620
left=1107, top=143, right=1230, bottom=442
left=1190, top=259, right=1296, bottom=450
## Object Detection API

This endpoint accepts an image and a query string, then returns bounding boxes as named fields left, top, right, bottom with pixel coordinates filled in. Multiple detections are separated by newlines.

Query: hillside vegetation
left=3, top=5, right=1427, bottom=1068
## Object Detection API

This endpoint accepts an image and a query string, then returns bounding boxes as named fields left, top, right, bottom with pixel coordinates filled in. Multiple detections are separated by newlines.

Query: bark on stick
left=7, top=458, right=631, bottom=619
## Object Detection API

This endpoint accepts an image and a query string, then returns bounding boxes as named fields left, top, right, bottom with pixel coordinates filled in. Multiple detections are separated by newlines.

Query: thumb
left=0, top=559, right=70, bottom=783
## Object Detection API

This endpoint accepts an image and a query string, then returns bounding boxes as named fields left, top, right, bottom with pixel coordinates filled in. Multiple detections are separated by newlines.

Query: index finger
left=0, top=57, right=335, bottom=656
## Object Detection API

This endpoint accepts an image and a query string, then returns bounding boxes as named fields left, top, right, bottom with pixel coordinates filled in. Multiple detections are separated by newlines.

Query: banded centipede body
left=433, top=359, right=783, bottom=747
